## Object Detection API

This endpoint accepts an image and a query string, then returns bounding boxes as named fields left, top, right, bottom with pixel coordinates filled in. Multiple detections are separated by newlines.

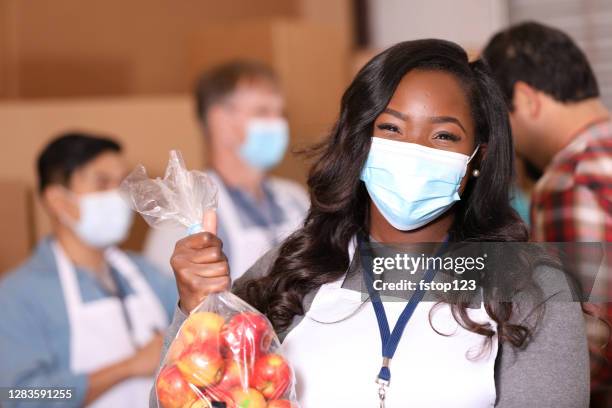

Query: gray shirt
left=154, top=247, right=590, bottom=408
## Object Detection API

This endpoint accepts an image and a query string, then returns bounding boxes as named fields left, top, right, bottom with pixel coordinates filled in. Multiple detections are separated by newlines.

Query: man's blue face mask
left=239, top=118, right=289, bottom=170
left=360, top=137, right=479, bottom=231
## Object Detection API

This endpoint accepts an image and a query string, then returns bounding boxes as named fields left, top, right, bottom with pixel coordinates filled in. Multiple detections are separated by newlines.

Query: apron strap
left=207, top=171, right=242, bottom=235
left=105, top=248, right=151, bottom=298
left=51, top=241, right=84, bottom=321
left=105, top=247, right=169, bottom=332
left=53, top=240, right=168, bottom=343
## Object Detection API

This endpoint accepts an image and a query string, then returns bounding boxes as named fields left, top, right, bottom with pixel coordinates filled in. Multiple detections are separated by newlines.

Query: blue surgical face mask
left=239, top=118, right=289, bottom=170
left=360, top=137, right=479, bottom=231
left=64, top=189, right=134, bottom=248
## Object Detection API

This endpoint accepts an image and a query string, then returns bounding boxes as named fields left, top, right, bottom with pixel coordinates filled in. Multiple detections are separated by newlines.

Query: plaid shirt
left=530, top=118, right=612, bottom=391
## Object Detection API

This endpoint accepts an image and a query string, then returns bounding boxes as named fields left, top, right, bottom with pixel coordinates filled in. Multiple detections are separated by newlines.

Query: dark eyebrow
left=382, top=108, right=467, bottom=134
left=429, top=116, right=466, bottom=133
left=383, top=108, right=408, bottom=121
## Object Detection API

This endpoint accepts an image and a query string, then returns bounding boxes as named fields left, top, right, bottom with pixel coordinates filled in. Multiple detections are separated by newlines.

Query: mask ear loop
left=467, top=144, right=481, bottom=178
left=467, top=144, right=480, bottom=164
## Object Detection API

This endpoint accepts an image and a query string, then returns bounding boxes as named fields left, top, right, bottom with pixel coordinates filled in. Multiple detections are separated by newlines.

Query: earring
left=472, top=169, right=480, bottom=177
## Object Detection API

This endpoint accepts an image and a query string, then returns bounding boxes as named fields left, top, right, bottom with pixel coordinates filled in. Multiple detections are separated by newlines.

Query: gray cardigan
left=153, top=248, right=590, bottom=408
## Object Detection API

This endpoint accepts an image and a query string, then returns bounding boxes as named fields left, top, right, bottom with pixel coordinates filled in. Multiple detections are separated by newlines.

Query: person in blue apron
left=0, top=133, right=177, bottom=408
left=144, top=61, right=309, bottom=280
left=159, top=40, right=590, bottom=407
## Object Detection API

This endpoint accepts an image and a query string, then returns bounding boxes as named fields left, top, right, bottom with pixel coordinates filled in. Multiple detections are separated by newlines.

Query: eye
left=433, top=131, right=460, bottom=142
left=377, top=123, right=401, bottom=134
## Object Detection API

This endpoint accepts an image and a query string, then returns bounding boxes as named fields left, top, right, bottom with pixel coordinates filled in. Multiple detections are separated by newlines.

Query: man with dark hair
left=0, top=132, right=177, bottom=407
left=483, top=21, right=607, bottom=174
left=145, top=61, right=309, bottom=279
left=484, top=21, right=612, bottom=401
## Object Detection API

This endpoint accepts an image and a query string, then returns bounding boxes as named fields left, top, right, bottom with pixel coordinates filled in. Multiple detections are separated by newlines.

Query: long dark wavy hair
left=238, top=39, right=544, bottom=348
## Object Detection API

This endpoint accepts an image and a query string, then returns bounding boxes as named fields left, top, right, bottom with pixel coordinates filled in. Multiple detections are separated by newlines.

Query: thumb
left=202, top=209, right=217, bottom=235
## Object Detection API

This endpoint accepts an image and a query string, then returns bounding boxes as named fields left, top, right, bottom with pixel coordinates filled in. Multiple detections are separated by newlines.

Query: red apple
left=267, top=400, right=297, bottom=408
left=179, top=311, right=225, bottom=348
left=166, top=336, right=188, bottom=363
left=251, top=354, right=291, bottom=400
left=221, top=312, right=274, bottom=363
left=155, top=364, right=198, bottom=408
left=229, top=388, right=267, bottom=408
left=216, top=358, right=252, bottom=390
left=186, top=400, right=208, bottom=408
left=206, top=358, right=254, bottom=405
left=176, top=342, right=225, bottom=387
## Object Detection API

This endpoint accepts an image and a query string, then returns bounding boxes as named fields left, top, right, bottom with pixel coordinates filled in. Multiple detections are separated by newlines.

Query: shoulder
left=267, top=177, right=309, bottom=204
left=535, top=128, right=612, bottom=197
left=1, top=239, right=58, bottom=294
left=0, top=252, right=61, bottom=318
left=123, top=250, right=158, bottom=270
left=231, top=245, right=320, bottom=342
left=122, top=250, right=170, bottom=281
left=495, top=264, right=589, bottom=407
left=532, top=264, right=574, bottom=300
left=531, top=131, right=612, bottom=241
left=121, top=250, right=176, bottom=315
left=0, top=261, right=40, bottom=297
left=232, top=246, right=281, bottom=290
left=267, top=176, right=305, bottom=192
left=508, top=263, right=575, bottom=322
left=573, top=134, right=612, bottom=194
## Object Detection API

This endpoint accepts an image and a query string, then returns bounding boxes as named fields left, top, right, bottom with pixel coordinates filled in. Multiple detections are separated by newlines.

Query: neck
left=368, top=202, right=453, bottom=244
left=208, top=144, right=265, bottom=199
left=54, top=223, right=106, bottom=272
left=536, top=98, right=610, bottom=169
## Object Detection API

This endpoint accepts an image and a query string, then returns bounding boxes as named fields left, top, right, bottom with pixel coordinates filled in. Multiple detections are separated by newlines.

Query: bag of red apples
left=121, top=150, right=299, bottom=408
left=157, top=295, right=298, bottom=408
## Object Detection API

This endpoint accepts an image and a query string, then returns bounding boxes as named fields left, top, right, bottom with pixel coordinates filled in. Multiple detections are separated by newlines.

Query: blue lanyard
left=359, top=235, right=449, bottom=386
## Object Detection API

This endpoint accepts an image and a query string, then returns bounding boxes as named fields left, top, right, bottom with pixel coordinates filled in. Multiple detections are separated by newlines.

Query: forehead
left=229, top=80, right=283, bottom=104
left=388, top=69, right=473, bottom=124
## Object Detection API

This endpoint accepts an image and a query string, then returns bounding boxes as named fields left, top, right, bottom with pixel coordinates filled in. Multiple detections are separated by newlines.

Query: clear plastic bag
left=120, top=150, right=218, bottom=235
left=156, top=294, right=299, bottom=408
left=120, top=150, right=299, bottom=408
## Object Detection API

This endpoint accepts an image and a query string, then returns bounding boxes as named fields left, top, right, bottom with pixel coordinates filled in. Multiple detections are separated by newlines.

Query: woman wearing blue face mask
left=163, top=40, right=589, bottom=407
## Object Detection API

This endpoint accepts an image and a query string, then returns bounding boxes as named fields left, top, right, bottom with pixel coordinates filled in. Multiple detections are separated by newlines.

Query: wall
left=0, top=0, right=354, bottom=99
left=0, top=180, right=31, bottom=272
left=367, top=0, right=509, bottom=52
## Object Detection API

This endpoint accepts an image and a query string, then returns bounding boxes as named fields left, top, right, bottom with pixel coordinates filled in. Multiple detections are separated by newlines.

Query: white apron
left=52, top=242, right=168, bottom=408
left=208, top=172, right=306, bottom=279
left=281, top=240, right=498, bottom=407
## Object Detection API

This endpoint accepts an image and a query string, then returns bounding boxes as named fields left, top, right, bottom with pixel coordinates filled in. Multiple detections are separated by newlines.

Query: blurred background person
left=0, top=133, right=177, bottom=408
left=483, top=21, right=612, bottom=404
left=144, top=61, right=309, bottom=280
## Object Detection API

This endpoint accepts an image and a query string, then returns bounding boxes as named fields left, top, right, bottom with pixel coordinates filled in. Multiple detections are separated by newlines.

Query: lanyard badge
left=376, top=358, right=390, bottom=408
